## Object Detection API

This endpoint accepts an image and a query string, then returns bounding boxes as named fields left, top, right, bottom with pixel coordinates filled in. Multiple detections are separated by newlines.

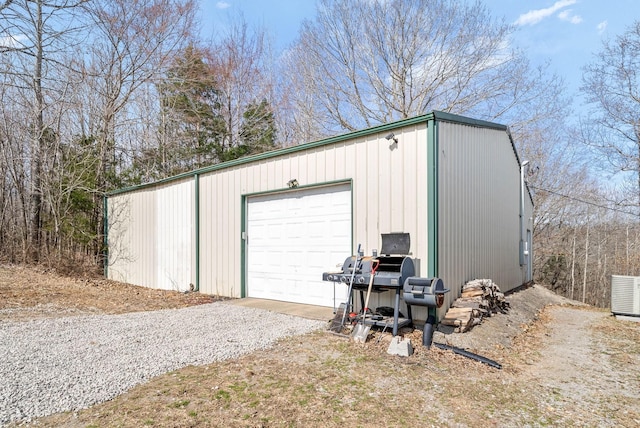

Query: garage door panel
left=247, top=185, right=351, bottom=307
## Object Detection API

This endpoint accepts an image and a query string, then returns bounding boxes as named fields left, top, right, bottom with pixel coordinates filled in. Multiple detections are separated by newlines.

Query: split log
left=443, top=279, right=509, bottom=333
left=461, top=289, right=484, bottom=298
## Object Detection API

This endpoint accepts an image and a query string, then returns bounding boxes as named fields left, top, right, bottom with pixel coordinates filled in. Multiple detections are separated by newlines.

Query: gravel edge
left=0, top=302, right=326, bottom=426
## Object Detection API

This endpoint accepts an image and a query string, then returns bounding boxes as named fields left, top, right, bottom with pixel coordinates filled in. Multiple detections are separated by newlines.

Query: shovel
left=334, top=244, right=361, bottom=331
left=352, top=260, right=379, bottom=343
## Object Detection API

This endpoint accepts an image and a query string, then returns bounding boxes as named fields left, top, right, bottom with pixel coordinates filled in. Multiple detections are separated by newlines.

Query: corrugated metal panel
left=197, top=123, right=428, bottom=298
left=106, top=112, right=528, bottom=319
left=107, top=179, right=193, bottom=291
left=108, top=190, right=154, bottom=286
left=437, top=121, right=523, bottom=306
left=155, top=181, right=194, bottom=291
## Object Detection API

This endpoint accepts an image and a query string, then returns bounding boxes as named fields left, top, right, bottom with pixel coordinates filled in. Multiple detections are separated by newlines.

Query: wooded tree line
left=0, top=0, right=277, bottom=266
left=0, top=0, right=638, bottom=308
left=534, top=191, right=640, bottom=308
left=530, top=19, right=640, bottom=307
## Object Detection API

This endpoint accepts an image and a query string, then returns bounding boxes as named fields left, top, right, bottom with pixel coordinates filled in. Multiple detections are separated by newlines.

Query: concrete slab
left=614, top=314, right=640, bottom=323
left=227, top=298, right=335, bottom=321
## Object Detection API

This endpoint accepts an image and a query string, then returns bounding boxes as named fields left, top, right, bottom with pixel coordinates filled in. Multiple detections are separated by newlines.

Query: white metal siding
left=108, top=179, right=193, bottom=291
left=108, top=191, right=156, bottom=287
left=107, top=115, right=527, bottom=319
left=155, top=183, right=194, bottom=291
left=198, top=124, right=428, bottom=300
left=437, top=121, right=523, bottom=305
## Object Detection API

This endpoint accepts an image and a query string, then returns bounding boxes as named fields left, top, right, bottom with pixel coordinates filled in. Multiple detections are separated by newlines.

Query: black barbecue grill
left=322, top=233, right=416, bottom=335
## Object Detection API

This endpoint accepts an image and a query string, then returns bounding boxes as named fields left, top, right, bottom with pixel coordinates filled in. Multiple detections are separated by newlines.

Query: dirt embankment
left=0, top=265, right=220, bottom=321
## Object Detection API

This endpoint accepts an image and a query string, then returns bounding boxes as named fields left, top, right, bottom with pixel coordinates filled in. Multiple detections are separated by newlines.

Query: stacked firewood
left=441, top=279, right=509, bottom=332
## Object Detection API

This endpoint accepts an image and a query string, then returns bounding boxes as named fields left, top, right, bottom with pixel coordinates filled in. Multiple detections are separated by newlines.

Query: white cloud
left=0, top=34, right=26, bottom=49
left=558, top=9, right=583, bottom=24
left=216, top=1, right=230, bottom=9
left=597, top=20, right=608, bottom=34
left=514, top=0, right=578, bottom=26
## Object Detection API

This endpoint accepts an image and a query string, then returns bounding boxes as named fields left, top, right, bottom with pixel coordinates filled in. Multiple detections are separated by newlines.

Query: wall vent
left=611, top=275, right=640, bottom=317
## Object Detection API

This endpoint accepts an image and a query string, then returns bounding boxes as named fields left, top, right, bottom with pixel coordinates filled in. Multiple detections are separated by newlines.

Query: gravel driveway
left=0, top=302, right=325, bottom=426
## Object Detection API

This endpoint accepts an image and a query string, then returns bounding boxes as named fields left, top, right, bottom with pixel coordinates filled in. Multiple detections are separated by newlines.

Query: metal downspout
left=519, top=160, right=529, bottom=268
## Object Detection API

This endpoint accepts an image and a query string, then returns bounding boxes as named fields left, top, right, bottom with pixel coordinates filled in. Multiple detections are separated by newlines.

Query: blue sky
left=197, top=0, right=639, bottom=114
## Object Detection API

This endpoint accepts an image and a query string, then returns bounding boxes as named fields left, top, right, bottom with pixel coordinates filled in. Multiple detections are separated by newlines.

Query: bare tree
left=81, top=0, right=196, bottom=179
left=0, top=0, right=197, bottom=266
left=581, top=20, right=640, bottom=211
left=582, top=213, right=590, bottom=303
left=79, top=0, right=197, bottom=260
left=570, top=230, right=576, bottom=300
left=0, top=0, right=87, bottom=261
left=206, top=17, right=276, bottom=155
left=280, top=0, right=567, bottom=143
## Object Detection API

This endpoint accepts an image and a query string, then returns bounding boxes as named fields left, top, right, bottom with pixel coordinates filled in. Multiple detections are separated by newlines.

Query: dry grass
left=2, top=265, right=640, bottom=428
left=27, top=332, right=506, bottom=427
left=0, top=265, right=219, bottom=321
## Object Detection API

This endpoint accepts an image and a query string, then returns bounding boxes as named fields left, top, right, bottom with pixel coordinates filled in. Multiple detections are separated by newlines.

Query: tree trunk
left=636, top=122, right=639, bottom=212
left=571, top=230, right=576, bottom=301
left=583, top=221, right=590, bottom=304
left=29, top=0, right=45, bottom=262
left=627, top=225, right=630, bottom=275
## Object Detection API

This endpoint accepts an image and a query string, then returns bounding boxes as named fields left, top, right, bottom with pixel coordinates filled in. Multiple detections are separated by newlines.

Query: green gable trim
left=432, top=110, right=508, bottom=132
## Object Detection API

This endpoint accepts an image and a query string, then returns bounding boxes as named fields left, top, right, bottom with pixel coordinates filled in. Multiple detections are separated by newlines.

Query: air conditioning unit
left=611, top=275, right=640, bottom=317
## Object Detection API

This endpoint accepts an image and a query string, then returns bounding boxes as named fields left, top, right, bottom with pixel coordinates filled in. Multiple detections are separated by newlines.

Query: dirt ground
left=0, top=265, right=220, bottom=322
left=2, top=265, right=640, bottom=427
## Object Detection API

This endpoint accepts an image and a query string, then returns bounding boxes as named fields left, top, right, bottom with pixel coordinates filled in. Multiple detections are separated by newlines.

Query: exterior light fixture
left=287, top=179, right=299, bottom=188
left=385, top=132, right=398, bottom=144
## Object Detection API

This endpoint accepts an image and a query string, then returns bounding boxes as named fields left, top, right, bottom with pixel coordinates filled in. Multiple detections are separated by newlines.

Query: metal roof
left=108, top=111, right=510, bottom=196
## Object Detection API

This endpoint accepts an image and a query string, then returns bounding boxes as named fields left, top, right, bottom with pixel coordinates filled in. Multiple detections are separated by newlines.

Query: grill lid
left=380, top=233, right=410, bottom=255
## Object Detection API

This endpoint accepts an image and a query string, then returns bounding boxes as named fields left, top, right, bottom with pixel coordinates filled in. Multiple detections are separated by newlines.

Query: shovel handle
left=362, top=260, right=379, bottom=315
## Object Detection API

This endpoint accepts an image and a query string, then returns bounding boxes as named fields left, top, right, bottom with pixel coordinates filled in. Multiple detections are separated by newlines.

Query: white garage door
left=247, top=184, right=351, bottom=307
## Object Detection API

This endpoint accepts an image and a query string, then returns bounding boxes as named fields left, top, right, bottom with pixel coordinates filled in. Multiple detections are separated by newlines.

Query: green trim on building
left=427, top=117, right=439, bottom=278
left=103, top=195, right=108, bottom=277
left=240, top=194, right=247, bottom=298
left=242, top=179, right=352, bottom=199
left=426, top=118, right=440, bottom=322
left=194, top=174, right=200, bottom=292
left=106, top=114, right=438, bottom=197
left=431, top=110, right=507, bottom=131
left=106, top=111, right=508, bottom=200
left=104, top=111, right=514, bottom=299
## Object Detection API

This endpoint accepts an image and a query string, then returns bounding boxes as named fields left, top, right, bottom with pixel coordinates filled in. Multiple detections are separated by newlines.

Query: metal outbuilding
left=106, top=111, right=533, bottom=319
